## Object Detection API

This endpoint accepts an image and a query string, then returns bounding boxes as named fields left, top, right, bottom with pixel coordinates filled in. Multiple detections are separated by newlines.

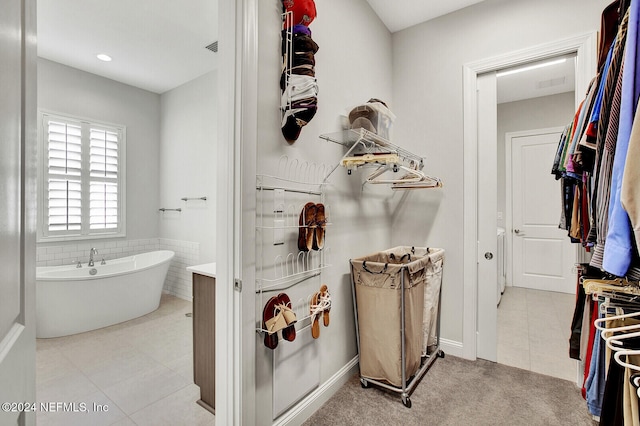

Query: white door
left=0, top=1, right=37, bottom=425
left=476, top=72, right=498, bottom=362
left=510, top=129, right=575, bottom=294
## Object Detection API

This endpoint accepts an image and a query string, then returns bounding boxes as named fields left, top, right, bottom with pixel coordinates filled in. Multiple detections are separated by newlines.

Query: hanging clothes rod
left=257, top=185, right=322, bottom=196
left=159, top=208, right=182, bottom=212
left=181, top=196, right=207, bottom=201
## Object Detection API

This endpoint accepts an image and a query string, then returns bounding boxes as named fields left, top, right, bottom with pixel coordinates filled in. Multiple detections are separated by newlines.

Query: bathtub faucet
left=88, top=248, right=98, bottom=267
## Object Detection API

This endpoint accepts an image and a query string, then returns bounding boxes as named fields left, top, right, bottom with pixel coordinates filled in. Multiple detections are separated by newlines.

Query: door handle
left=514, top=229, right=525, bottom=236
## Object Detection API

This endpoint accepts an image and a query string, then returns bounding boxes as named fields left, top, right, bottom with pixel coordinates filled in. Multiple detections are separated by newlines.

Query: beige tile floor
left=35, top=293, right=214, bottom=426
left=497, top=286, right=579, bottom=383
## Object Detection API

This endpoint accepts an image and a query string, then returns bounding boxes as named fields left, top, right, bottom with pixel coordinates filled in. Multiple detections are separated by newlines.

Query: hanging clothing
left=621, top=104, right=640, bottom=251
left=588, top=10, right=630, bottom=251
left=603, top=0, right=640, bottom=277
left=583, top=40, right=617, bottom=149
left=585, top=308, right=606, bottom=417
left=598, top=1, right=622, bottom=70
left=552, top=125, right=571, bottom=179
left=591, top=59, right=626, bottom=269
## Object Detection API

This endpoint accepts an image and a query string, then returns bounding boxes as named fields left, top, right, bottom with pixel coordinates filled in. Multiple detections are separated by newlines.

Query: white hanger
left=594, top=309, right=640, bottom=330
left=392, top=174, right=443, bottom=190
left=594, top=308, right=640, bottom=341
left=613, top=349, right=640, bottom=372
left=365, top=163, right=423, bottom=185
left=604, top=328, right=640, bottom=350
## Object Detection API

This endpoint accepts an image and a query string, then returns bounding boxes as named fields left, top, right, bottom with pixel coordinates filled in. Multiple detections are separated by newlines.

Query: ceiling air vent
left=536, top=76, right=566, bottom=89
left=205, top=41, right=218, bottom=53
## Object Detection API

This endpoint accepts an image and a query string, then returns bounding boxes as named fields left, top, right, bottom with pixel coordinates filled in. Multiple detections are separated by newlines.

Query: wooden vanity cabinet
left=192, top=272, right=215, bottom=414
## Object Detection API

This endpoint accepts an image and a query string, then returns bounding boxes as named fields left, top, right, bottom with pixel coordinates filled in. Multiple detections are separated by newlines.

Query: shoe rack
left=320, top=128, right=443, bottom=189
left=255, top=155, right=332, bottom=338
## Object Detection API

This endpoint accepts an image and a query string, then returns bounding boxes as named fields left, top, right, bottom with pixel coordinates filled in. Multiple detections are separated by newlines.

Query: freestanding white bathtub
left=36, top=250, right=175, bottom=338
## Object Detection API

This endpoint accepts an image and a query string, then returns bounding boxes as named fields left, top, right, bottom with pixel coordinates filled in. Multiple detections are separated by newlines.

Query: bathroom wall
left=496, top=91, right=575, bottom=229
left=390, top=0, right=609, bottom=345
left=37, top=58, right=212, bottom=300
left=251, top=0, right=394, bottom=423
left=159, top=70, right=218, bottom=264
left=37, top=58, right=161, bottom=242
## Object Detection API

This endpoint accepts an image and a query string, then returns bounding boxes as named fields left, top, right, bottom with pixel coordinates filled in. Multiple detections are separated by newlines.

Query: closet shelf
left=320, top=128, right=424, bottom=166
left=320, top=128, right=442, bottom=189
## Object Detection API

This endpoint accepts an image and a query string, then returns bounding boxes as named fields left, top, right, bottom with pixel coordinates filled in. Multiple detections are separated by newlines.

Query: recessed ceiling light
left=96, top=54, right=112, bottom=62
left=497, top=58, right=567, bottom=78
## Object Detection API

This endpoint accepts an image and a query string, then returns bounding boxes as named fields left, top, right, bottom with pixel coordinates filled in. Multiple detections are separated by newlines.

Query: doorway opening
left=495, top=55, right=578, bottom=380
left=35, top=1, right=219, bottom=424
left=462, top=33, right=597, bottom=372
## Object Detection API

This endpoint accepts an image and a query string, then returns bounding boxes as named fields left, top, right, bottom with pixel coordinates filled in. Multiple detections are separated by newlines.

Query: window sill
left=36, top=232, right=126, bottom=244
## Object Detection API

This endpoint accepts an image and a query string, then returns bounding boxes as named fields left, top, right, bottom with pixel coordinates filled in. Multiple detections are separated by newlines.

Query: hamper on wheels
left=350, top=246, right=444, bottom=406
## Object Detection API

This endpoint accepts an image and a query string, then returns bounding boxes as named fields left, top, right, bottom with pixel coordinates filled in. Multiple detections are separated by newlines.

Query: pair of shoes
left=297, top=202, right=327, bottom=252
left=262, top=293, right=297, bottom=350
left=310, top=284, right=331, bottom=339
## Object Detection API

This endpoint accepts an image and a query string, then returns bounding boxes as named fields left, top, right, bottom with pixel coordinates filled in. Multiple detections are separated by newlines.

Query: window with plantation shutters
left=39, top=112, right=126, bottom=241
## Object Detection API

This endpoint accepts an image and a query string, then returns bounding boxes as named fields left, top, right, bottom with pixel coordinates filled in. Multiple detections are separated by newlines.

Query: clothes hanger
left=365, top=163, right=424, bottom=185
left=363, top=158, right=442, bottom=188
left=392, top=174, right=443, bottom=190
left=583, top=277, right=640, bottom=295
left=593, top=308, right=640, bottom=336
left=605, top=329, right=640, bottom=350
left=613, top=349, right=640, bottom=372
left=630, top=373, right=640, bottom=391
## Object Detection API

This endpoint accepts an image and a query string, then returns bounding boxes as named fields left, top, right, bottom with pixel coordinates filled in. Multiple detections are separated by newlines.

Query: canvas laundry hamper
left=351, top=246, right=443, bottom=388
left=421, top=247, right=444, bottom=356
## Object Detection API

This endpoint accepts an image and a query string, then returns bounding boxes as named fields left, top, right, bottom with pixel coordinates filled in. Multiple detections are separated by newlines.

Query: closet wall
left=390, top=0, right=609, bottom=345
left=253, top=0, right=393, bottom=423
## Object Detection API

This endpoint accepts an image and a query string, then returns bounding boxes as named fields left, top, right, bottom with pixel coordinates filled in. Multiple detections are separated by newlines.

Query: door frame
left=462, top=32, right=596, bottom=360
left=216, top=0, right=259, bottom=425
left=505, top=126, right=566, bottom=291
left=0, top=0, right=37, bottom=424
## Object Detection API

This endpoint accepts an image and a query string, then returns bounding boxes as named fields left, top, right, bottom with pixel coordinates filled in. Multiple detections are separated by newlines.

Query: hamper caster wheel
left=438, top=350, right=445, bottom=358
left=402, top=396, right=412, bottom=408
left=360, top=378, right=369, bottom=388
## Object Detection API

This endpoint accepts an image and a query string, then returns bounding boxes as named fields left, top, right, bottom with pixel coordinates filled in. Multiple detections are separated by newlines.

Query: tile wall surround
left=36, top=238, right=200, bottom=301
left=159, top=239, right=200, bottom=301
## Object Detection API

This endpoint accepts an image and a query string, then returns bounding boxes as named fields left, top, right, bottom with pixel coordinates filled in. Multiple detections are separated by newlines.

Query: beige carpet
left=303, top=355, right=595, bottom=426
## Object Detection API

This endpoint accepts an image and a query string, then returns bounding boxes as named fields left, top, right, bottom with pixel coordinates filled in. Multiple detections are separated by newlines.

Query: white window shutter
left=89, top=128, right=119, bottom=230
left=47, top=179, right=82, bottom=231
left=46, top=119, right=83, bottom=232
left=90, top=182, right=118, bottom=229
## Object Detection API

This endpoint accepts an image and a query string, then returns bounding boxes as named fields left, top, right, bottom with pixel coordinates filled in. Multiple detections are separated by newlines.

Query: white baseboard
left=439, top=338, right=464, bottom=358
left=273, top=356, right=359, bottom=426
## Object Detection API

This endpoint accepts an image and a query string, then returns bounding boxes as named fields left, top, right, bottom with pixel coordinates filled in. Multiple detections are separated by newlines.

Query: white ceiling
left=496, top=55, right=576, bottom=104
left=37, top=0, right=574, bottom=103
left=37, top=0, right=219, bottom=94
left=37, top=0, right=487, bottom=94
left=365, top=0, right=486, bottom=33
